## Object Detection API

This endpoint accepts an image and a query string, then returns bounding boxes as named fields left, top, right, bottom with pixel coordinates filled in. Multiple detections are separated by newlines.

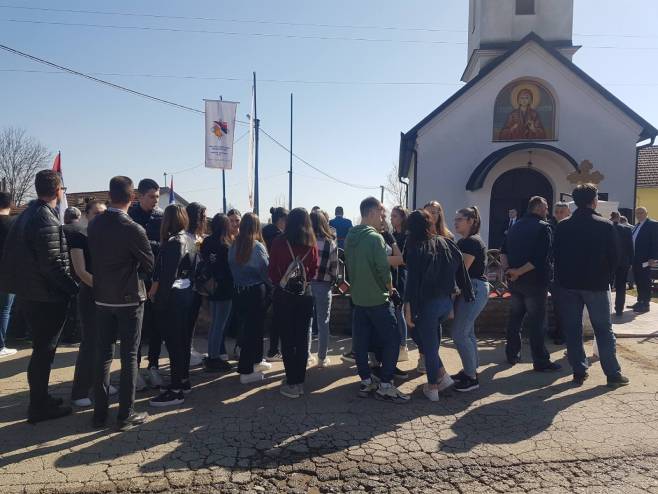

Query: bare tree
left=272, top=193, right=287, bottom=208
left=0, top=127, right=51, bottom=206
left=385, top=162, right=406, bottom=209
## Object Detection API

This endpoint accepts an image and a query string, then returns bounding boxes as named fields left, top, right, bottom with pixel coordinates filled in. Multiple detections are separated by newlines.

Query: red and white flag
left=52, top=151, right=68, bottom=224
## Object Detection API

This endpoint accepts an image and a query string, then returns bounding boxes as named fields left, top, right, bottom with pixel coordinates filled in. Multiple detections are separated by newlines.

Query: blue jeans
left=0, top=292, right=15, bottom=348
left=352, top=303, right=399, bottom=383
left=208, top=300, right=231, bottom=359
left=310, top=281, right=332, bottom=360
left=452, top=279, right=489, bottom=378
left=395, top=306, right=407, bottom=346
left=414, top=296, right=453, bottom=384
left=558, top=287, right=622, bottom=377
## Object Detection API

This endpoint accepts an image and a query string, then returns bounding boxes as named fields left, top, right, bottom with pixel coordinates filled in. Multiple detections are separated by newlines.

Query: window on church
left=516, top=0, right=535, bottom=15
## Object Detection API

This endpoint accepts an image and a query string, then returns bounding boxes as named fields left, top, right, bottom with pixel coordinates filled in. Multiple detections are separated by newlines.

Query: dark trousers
left=265, top=296, right=280, bottom=356
left=633, top=263, right=652, bottom=305
left=548, top=282, right=563, bottom=341
left=614, top=266, right=629, bottom=313
left=157, top=287, right=193, bottom=389
left=24, top=300, right=69, bottom=410
left=352, top=303, right=399, bottom=383
left=234, top=283, right=267, bottom=374
left=71, top=285, right=98, bottom=400
left=94, top=303, right=144, bottom=421
left=188, top=291, right=202, bottom=342
left=273, top=288, right=314, bottom=385
left=505, top=284, right=551, bottom=367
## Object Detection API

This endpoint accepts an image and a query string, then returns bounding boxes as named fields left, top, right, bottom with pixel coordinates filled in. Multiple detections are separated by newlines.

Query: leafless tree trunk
left=385, top=162, right=406, bottom=209
left=0, top=127, right=51, bottom=206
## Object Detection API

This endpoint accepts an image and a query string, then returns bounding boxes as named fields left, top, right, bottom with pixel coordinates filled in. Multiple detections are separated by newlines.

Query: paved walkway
left=1, top=333, right=658, bottom=493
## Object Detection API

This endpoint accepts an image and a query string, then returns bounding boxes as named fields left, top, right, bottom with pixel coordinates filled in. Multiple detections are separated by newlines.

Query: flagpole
left=219, top=95, right=227, bottom=213
left=253, top=71, right=260, bottom=216
left=289, top=93, right=293, bottom=210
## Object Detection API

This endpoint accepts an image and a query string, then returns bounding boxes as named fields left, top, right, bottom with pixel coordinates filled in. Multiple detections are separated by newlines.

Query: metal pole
left=380, top=185, right=385, bottom=203
left=253, top=72, right=260, bottom=215
left=220, top=95, right=227, bottom=213
left=289, top=93, right=293, bottom=210
left=163, top=172, right=167, bottom=189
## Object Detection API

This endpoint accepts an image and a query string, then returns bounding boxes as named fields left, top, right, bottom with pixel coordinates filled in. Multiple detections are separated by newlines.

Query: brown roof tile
left=637, top=146, right=658, bottom=188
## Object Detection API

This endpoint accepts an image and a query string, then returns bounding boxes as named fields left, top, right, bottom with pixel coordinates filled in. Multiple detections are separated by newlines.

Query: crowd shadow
left=0, top=335, right=620, bottom=474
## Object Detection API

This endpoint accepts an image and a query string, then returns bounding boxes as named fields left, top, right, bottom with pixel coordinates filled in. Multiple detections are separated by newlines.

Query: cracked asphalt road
left=1, top=336, right=657, bottom=493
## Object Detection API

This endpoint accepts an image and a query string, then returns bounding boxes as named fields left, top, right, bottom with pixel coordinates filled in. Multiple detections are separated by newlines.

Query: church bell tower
left=463, top=0, right=578, bottom=82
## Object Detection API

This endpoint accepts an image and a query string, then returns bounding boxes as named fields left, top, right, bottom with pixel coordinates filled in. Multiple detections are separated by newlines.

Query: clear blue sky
left=2, top=0, right=658, bottom=221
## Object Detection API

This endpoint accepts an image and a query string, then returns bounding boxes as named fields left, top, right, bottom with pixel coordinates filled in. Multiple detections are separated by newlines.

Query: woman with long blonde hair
left=228, top=213, right=271, bottom=384
left=424, top=201, right=454, bottom=239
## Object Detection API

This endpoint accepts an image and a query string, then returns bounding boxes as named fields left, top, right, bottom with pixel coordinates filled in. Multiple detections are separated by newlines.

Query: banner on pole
left=204, top=100, right=238, bottom=169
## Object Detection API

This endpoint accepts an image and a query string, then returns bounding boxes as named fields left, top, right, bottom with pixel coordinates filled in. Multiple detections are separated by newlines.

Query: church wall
left=414, top=42, right=643, bottom=247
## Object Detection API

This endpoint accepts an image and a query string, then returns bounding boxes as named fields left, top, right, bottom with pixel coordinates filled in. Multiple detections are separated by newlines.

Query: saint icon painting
left=493, top=80, right=555, bottom=141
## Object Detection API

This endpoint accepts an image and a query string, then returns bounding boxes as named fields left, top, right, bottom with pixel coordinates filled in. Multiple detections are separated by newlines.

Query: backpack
left=279, top=240, right=311, bottom=296
left=193, top=251, right=217, bottom=297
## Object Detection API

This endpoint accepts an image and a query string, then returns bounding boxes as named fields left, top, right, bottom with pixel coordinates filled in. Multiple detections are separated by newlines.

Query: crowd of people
left=0, top=169, right=651, bottom=429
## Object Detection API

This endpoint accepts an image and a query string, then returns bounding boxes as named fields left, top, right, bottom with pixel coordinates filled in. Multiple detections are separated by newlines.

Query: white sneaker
left=108, top=384, right=119, bottom=396
left=416, top=355, right=426, bottom=374
left=0, top=347, right=17, bottom=358
left=317, top=357, right=331, bottom=368
left=135, top=372, right=148, bottom=392
left=422, top=384, right=440, bottom=402
left=254, top=360, right=272, bottom=372
left=375, top=383, right=411, bottom=404
left=307, top=354, right=317, bottom=367
left=240, top=371, right=264, bottom=384
left=280, top=383, right=302, bottom=399
left=72, top=397, right=92, bottom=407
left=437, top=373, right=455, bottom=392
left=147, top=367, right=164, bottom=388
left=190, top=349, right=204, bottom=367
left=398, top=346, right=409, bottom=362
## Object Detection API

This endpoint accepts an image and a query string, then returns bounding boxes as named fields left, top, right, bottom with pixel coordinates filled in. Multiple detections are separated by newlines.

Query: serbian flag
left=169, top=176, right=175, bottom=205
left=52, top=152, right=68, bottom=224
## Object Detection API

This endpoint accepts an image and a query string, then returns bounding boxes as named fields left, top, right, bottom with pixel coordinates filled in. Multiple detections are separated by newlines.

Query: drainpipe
left=398, top=176, right=409, bottom=208
left=634, top=135, right=656, bottom=221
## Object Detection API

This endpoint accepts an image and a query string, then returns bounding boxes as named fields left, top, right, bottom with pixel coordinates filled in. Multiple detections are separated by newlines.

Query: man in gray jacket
left=88, top=176, right=154, bottom=430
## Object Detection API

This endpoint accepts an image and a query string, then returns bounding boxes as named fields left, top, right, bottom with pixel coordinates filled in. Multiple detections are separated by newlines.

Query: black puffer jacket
left=128, top=203, right=163, bottom=259
left=0, top=199, right=78, bottom=302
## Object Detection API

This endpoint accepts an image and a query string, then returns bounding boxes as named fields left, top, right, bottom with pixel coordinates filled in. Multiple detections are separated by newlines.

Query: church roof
left=399, top=32, right=658, bottom=178
left=637, top=146, right=658, bottom=188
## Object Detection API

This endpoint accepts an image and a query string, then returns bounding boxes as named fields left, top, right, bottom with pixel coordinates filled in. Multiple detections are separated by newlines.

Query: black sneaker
left=633, top=305, right=650, bottom=314
left=117, top=411, right=148, bottom=430
left=149, top=389, right=185, bottom=407
left=27, top=404, right=72, bottom=424
left=607, top=374, right=630, bottom=388
left=204, top=358, right=232, bottom=373
left=48, top=395, right=64, bottom=407
left=341, top=351, right=356, bottom=364
left=454, top=376, right=479, bottom=392
left=450, top=370, right=468, bottom=382
left=393, top=367, right=408, bottom=379
left=533, top=362, right=562, bottom=372
left=573, top=372, right=589, bottom=386
left=181, top=380, right=192, bottom=394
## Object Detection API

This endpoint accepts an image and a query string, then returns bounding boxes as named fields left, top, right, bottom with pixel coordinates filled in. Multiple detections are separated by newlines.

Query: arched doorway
left=488, top=168, right=553, bottom=248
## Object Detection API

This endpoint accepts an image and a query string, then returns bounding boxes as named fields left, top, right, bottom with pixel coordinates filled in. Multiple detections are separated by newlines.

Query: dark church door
left=488, top=168, right=553, bottom=248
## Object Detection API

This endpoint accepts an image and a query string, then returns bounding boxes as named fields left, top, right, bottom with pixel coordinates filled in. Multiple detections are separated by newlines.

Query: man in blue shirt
left=329, top=206, right=353, bottom=250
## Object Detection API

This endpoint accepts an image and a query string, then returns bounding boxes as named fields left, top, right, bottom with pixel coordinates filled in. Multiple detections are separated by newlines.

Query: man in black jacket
left=0, top=170, right=79, bottom=423
left=128, top=178, right=164, bottom=388
left=610, top=211, right=634, bottom=316
left=89, top=176, right=154, bottom=430
left=629, top=207, right=658, bottom=313
left=501, top=196, right=560, bottom=372
left=554, top=184, right=628, bottom=387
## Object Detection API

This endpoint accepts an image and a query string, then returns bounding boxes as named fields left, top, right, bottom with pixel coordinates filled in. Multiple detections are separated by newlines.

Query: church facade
left=398, top=0, right=657, bottom=248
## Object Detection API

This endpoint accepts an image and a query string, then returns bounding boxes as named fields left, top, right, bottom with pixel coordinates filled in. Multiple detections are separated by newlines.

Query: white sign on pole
left=204, top=100, right=238, bottom=169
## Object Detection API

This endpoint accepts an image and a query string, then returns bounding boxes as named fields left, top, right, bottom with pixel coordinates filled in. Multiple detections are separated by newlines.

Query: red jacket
left=268, top=236, right=318, bottom=286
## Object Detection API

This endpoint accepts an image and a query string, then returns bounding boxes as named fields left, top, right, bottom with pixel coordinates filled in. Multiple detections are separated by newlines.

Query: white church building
left=399, top=0, right=657, bottom=248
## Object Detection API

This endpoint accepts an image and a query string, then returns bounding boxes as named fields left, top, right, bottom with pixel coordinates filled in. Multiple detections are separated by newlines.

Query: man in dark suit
left=89, top=176, right=154, bottom=430
left=629, top=207, right=658, bottom=313
left=610, top=212, right=634, bottom=316
left=554, top=184, right=627, bottom=387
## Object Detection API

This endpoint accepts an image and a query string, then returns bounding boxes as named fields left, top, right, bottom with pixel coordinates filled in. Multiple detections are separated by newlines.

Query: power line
left=0, top=4, right=466, bottom=34
left=0, top=68, right=465, bottom=87
left=260, top=128, right=379, bottom=190
left=0, top=18, right=467, bottom=46
left=166, top=163, right=203, bottom=175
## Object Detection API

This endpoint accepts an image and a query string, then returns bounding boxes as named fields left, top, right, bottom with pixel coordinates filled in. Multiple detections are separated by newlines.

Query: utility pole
left=288, top=93, right=293, bottom=210
left=253, top=72, right=260, bottom=215
left=163, top=172, right=168, bottom=189
left=220, top=95, right=227, bottom=213
left=380, top=185, right=385, bottom=204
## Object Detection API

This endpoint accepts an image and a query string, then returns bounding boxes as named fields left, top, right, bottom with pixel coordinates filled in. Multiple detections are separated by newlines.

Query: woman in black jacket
left=403, top=209, right=473, bottom=402
left=201, top=214, right=234, bottom=372
left=149, top=204, right=194, bottom=407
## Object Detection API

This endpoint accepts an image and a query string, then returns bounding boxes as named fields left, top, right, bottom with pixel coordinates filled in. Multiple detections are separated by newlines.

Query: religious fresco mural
left=493, top=80, right=556, bottom=141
